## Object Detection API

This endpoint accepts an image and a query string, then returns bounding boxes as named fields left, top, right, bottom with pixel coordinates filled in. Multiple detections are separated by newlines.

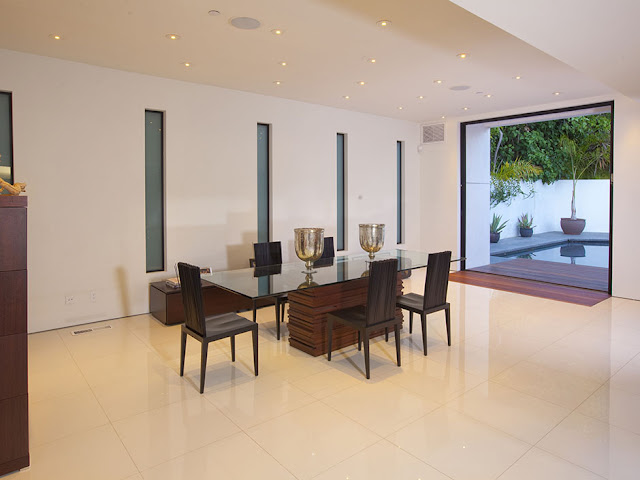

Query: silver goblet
left=294, top=228, right=325, bottom=273
left=359, top=223, right=385, bottom=259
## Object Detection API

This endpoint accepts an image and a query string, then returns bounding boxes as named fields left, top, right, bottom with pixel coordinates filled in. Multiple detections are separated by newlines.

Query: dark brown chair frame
left=252, top=241, right=287, bottom=340
left=326, top=258, right=401, bottom=379
left=396, top=251, right=451, bottom=355
left=178, top=262, right=258, bottom=393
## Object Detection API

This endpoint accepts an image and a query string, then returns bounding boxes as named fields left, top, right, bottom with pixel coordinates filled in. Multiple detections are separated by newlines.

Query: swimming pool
left=491, top=241, right=610, bottom=268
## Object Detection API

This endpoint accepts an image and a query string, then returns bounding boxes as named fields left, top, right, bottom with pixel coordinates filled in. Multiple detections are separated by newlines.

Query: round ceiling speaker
left=230, top=17, right=261, bottom=30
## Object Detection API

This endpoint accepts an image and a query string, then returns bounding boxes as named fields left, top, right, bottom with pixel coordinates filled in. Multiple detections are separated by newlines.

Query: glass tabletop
left=201, top=249, right=430, bottom=299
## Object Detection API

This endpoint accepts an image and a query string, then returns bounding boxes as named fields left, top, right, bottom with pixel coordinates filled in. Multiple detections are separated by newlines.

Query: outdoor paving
left=490, top=231, right=609, bottom=256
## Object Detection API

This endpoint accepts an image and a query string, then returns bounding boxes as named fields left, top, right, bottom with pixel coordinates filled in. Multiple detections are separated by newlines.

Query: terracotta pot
left=519, top=227, right=533, bottom=237
left=490, top=232, right=500, bottom=243
left=560, top=218, right=586, bottom=235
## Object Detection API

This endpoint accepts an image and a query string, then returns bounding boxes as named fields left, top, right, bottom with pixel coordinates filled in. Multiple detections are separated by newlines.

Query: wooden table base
left=287, top=275, right=404, bottom=356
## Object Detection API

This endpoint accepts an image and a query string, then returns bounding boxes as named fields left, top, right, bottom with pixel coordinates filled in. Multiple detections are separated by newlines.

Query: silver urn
left=359, top=223, right=385, bottom=259
left=294, top=228, right=325, bottom=273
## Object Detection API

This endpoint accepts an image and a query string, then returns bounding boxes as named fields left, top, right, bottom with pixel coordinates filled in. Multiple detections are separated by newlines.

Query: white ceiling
left=0, top=0, right=615, bottom=122
left=450, top=0, right=640, bottom=103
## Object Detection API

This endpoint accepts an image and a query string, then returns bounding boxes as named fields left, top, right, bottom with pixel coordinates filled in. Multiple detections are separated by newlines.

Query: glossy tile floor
left=7, top=271, right=640, bottom=480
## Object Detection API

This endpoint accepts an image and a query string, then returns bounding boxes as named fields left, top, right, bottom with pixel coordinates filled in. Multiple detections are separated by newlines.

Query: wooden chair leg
left=179, top=331, right=187, bottom=376
left=252, top=300, right=257, bottom=323
left=281, top=301, right=285, bottom=322
left=445, top=306, right=451, bottom=346
left=231, top=335, right=236, bottom=362
left=385, top=328, right=389, bottom=342
left=357, top=331, right=361, bottom=351
left=409, top=311, right=413, bottom=334
left=327, top=317, right=333, bottom=361
left=252, top=328, right=259, bottom=376
left=200, top=341, right=208, bottom=394
left=394, top=323, right=401, bottom=367
left=275, top=298, right=281, bottom=340
left=363, top=331, right=371, bottom=379
left=421, top=313, right=428, bottom=356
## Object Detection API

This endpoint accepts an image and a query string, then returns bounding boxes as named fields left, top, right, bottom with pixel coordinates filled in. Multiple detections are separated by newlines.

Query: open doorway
left=460, top=102, right=613, bottom=294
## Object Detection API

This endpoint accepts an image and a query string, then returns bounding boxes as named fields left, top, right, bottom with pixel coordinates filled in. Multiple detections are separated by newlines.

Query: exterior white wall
left=491, top=179, right=610, bottom=238
left=0, top=49, right=421, bottom=333
left=419, top=94, right=640, bottom=300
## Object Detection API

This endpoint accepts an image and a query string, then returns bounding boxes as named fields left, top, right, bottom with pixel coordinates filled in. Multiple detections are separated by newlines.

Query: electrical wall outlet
left=90, top=291, right=97, bottom=303
left=64, top=295, right=75, bottom=305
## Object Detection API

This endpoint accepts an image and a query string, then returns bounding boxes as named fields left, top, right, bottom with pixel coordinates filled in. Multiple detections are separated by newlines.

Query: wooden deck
left=470, top=258, right=609, bottom=292
left=450, top=270, right=610, bottom=307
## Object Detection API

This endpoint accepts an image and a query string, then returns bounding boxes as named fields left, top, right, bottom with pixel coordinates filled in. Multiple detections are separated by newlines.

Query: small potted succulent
left=517, top=213, right=535, bottom=237
left=490, top=213, right=507, bottom=243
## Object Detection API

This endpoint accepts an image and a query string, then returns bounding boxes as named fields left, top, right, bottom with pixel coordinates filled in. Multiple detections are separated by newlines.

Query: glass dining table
left=201, top=249, right=431, bottom=356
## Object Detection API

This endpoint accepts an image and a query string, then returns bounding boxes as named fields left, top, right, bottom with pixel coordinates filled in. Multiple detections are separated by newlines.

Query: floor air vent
left=421, top=123, right=445, bottom=144
left=71, top=325, right=112, bottom=336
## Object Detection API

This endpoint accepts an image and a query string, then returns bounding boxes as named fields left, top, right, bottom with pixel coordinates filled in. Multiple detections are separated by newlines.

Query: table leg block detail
left=287, top=276, right=403, bottom=356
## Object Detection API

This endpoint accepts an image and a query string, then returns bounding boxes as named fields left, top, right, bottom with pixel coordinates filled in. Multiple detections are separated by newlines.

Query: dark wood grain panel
left=450, top=270, right=609, bottom=306
left=0, top=334, right=27, bottom=400
left=0, top=395, right=29, bottom=473
left=0, top=270, right=27, bottom=336
left=0, top=204, right=26, bottom=272
left=287, top=275, right=404, bottom=356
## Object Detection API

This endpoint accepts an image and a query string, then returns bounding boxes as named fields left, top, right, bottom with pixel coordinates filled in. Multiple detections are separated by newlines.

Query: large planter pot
left=519, top=227, right=533, bottom=237
left=560, top=218, right=586, bottom=235
left=490, top=232, right=500, bottom=244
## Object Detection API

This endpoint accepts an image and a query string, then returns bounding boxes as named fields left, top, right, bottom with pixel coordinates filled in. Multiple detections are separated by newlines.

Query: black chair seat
left=396, top=251, right=452, bottom=356
left=327, top=258, right=401, bottom=379
left=204, top=313, right=257, bottom=339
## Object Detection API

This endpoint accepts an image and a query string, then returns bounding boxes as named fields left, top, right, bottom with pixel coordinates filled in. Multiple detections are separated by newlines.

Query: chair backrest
left=178, top=262, right=206, bottom=336
left=253, top=241, right=282, bottom=267
left=320, top=237, right=335, bottom=259
left=365, top=258, right=398, bottom=326
left=423, top=251, right=451, bottom=309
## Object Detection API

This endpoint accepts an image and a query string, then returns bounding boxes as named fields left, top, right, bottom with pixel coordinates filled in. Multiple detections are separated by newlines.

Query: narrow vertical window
left=257, top=123, right=270, bottom=243
left=145, top=110, right=164, bottom=272
left=0, top=92, right=13, bottom=186
left=397, top=141, right=404, bottom=244
left=337, top=133, right=346, bottom=251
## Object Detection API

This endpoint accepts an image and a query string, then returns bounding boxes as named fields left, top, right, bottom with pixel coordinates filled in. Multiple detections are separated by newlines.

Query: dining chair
left=314, top=236, right=335, bottom=267
left=326, top=258, right=401, bottom=379
left=396, top=250, right=451, bottom=355
left=178, top=262, right=258, bottom=393
left=252, top=241, right=287, bottom=340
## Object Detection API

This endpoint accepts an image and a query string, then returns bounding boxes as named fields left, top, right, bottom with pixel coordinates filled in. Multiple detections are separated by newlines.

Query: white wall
left=0, top=49, right=421, bottom=333
left=420, top=94, right=640, bottom=300
left=491, top=179, right=610, bottom=238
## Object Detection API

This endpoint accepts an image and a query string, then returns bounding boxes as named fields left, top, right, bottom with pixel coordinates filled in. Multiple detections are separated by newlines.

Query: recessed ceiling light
left=462, top=107, right=470, bottom=111
left=279, top=61, right=287, bottom=66
left=165, top=33, right=180, bottom=40
left=376, top=20, right=392, bottom=27
left=271, top=29, right=284, bottom=35
left=49, top=34, right=63, bottom=40
left=357, top=81, right=366, bottom=86
left=553, top=91, right=561, bottom=96
left=457, top=52, right=468, bottom=59
left=433, top=80, right=443, bottom=84
left=208, top=10, right=221, bottom=16
left=273, top=81, right=282, bottom=85
left=485, top=94, right=492, bottom=98
left=514, top=75, right=522, bottom=80
left=183, top=62, right=191, bottom=67
left=441, top=115, right=446, bottom=119
left=417, top=96, right=424, bottom=100
left=343, top=95, right=350, bottom=100
left=398, top=106, right=403, bottom=110
left=367, top=58, right=376, bottom=63
left=230, top=17, right=261, bottom=30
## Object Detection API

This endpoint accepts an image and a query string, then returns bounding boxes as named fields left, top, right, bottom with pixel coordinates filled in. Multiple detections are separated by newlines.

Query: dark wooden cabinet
left=0, top=196, right=29, bottom=476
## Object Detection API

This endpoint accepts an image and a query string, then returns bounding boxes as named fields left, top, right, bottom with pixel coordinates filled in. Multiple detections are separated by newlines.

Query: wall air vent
left=421, top=123, right=445, bottom=144
left=71, top=325, right=112, bottom=336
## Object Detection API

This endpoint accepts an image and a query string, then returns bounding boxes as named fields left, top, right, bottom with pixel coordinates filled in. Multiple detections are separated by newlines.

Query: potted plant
left=517, top=213, right=535, bottom=237
left=558, top=135, right=609, bottom=235
left=490, top=213, right=507, bottom=243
